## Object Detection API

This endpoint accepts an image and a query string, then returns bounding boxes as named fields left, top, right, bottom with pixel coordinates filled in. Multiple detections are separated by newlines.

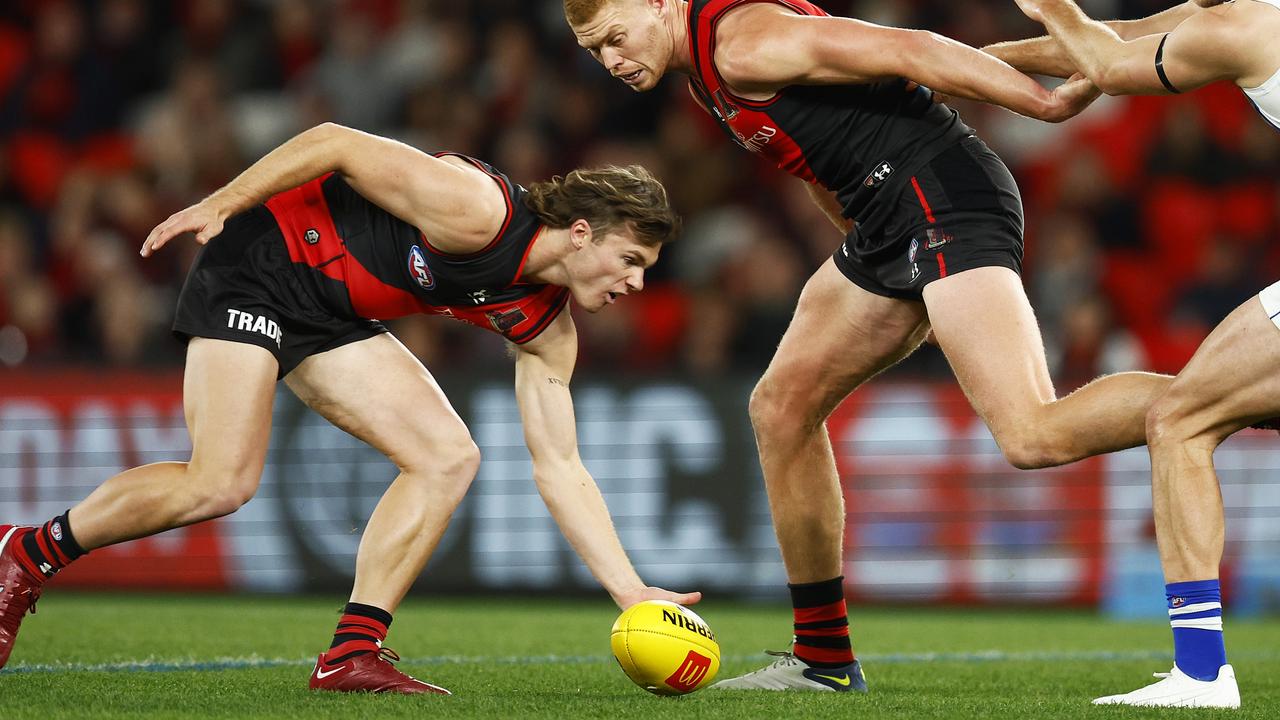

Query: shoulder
left=428, top=155, right=512, bottom=253
left=435, top=155, right=510, bottom=211
left=1168, top=2, right=1271, bottom=83
left=711, top=4, right=805, bottom=87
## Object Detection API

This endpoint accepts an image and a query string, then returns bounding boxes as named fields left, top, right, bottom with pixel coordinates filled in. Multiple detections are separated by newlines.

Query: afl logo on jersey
left=408, top=245, right=435, bottom=290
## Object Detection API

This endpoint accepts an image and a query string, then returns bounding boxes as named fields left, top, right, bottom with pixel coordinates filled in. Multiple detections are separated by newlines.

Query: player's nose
left=602, top=47, right=623, bottom=71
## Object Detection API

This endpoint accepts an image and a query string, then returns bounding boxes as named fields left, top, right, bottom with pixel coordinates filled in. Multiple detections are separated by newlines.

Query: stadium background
left=0, top=0, right=1278, bottom=621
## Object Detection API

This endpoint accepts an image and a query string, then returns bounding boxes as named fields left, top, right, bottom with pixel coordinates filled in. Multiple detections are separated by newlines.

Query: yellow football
left=610, top=600, right=720, bottom=695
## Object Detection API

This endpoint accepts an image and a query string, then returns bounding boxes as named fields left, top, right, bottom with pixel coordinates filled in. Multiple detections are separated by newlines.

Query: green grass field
left=1, top=593, right=1276, bottom=719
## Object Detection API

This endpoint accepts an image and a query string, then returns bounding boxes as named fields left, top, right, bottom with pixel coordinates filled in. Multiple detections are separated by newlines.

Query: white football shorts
left=1260, top=280, right=1280, bottom=330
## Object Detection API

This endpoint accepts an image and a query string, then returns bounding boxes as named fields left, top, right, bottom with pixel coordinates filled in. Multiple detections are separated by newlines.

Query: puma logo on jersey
left=226, top=309, right=282, bottom=348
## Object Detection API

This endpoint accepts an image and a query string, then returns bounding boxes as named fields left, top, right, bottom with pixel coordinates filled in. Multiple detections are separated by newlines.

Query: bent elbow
left=1092, top=67, right=1133, bottom=97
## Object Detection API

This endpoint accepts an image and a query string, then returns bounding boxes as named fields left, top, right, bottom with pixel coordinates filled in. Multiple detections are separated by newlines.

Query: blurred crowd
left=0, top=0, right=1277, bottom=385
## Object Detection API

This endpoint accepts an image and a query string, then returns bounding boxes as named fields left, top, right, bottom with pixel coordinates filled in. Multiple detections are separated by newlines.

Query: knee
left=1145, top=387, right=1217, bottom=452
left=991, top=424, right=1069, bottom=471
left=749, top=373, right=824, bottom=440
left=401, top=431, right=481, bottom=504
left=186, top=464, right=260, bottom=518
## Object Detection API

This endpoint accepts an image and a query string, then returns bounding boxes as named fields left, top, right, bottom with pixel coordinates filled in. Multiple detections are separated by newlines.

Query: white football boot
left=711, top=650, right=867, bottom=692
left=1092, top=664, right=1240, bottom=709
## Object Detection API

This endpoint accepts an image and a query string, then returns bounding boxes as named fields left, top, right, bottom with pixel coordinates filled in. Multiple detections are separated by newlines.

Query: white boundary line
left=5, top=649, right=1279, bottom=675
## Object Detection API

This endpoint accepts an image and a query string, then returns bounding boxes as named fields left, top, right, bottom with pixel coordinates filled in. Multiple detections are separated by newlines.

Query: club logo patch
left=1171, top=596, right=1186, bottom=608
left=304, top=228, right=320, bottom=245
left=51, top=522, right=62, bottom=542
left=408, top=245, right=434, bottom=290
left=486, top=307, right=527, bottom=334
left=925, top=227, right=952, bottom=249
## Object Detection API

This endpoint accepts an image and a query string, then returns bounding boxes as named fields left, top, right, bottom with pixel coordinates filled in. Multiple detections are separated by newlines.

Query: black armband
left=1155, top=34, right=1182, bottom=94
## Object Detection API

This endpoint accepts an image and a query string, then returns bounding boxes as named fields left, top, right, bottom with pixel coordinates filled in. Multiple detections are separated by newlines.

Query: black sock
left=19, top=510, right=86, bottom=579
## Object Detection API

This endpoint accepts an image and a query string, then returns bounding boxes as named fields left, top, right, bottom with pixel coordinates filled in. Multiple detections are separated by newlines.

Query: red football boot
left=0, top=525, right=44, bottom=669
left=309, top=648, right=451, bottom=695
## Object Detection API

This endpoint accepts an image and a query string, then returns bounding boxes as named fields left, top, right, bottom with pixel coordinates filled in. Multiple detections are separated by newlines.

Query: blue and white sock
left=1167, top=579, right=1227, bottom=681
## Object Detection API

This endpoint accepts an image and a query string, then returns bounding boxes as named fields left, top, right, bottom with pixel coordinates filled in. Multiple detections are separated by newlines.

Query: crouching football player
left=0, top=122, right=700, bottom=694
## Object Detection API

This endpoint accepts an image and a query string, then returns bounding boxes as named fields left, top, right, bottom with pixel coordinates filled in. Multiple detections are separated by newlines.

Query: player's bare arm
left=712, top=3, right=1096, bottom=122
left=141, top=123, right=506, bottom=257
left=1016, top=0, right=1256, bottom=95
left=986, top=1, right=1216, bottom=77
left=514, top=312, right=703, bottom=610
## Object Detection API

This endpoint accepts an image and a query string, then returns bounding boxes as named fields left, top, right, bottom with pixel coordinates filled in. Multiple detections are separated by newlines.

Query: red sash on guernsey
left=686, top=0, right=823, bottom=182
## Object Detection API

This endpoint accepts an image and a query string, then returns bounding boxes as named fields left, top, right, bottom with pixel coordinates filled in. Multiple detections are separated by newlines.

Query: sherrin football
left=610, top=600, right=720, bottom=695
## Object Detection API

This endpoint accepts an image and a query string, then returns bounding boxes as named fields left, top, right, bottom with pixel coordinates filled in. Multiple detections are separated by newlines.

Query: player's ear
left=569, top=219, right=593, bottom=249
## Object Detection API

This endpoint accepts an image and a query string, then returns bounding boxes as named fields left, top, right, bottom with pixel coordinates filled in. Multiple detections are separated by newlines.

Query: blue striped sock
left=1167, top=579, right=1226, bottom=681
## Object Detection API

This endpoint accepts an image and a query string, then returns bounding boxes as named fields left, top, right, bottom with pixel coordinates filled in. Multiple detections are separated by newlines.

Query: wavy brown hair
left=524, top=165, right=680, bottom=246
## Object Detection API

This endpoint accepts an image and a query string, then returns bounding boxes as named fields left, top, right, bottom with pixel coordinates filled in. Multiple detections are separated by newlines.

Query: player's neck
left=518, top=225, right=572, bottom=286
left=667, top=0, right=694, bottom=74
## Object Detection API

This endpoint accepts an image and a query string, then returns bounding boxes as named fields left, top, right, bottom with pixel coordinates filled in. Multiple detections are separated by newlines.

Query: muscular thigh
left=763, top=258, right=930, bottom=419
left=1161, top=293, right=1280, bottom=438
left=184, top=337, right=280, bottom=474
left=283, top=333, right=469, bottom=469
left=923, top=266, right=1055, bottom=434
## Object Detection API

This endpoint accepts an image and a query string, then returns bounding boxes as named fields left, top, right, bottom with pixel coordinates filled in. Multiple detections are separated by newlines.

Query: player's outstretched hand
left=617, top=586, right=703, bottom=610
left=140, top=201, right=225, bottom=257
left=1043, top=73, right=1101, bottom=122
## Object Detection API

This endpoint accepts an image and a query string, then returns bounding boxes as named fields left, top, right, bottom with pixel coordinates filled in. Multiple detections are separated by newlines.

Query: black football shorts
left=172, top=206, right=386, bottom=378
left=833, top=135, right=1025, bottom=300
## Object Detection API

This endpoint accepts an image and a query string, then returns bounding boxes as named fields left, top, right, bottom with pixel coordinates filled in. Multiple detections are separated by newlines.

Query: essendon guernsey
left=264, top=153, right=569, bottom=344
left=685, top=0, right=975, bottom=252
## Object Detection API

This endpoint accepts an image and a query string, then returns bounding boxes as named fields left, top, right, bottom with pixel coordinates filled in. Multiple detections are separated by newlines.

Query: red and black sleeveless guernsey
left=263, top=154, right=569, bottom=344
left=686, top=0, right=976, bottom=256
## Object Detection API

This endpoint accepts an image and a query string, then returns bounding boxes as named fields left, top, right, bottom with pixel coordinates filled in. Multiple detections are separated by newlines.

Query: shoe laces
left=0, top=585, right=40, bottom=635
left=738, top=649, right=803, bottom=676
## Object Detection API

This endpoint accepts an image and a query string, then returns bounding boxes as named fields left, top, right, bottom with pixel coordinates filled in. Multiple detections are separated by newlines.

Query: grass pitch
left=2, top=593, right=1277, bottom=719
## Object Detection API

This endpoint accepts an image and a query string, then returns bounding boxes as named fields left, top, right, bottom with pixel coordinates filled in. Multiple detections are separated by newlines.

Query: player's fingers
left=670, top=590, right=703, bottom=606
left=140, top=224, right=168, bottom=257
left=194, top=220, right=223, bottom=245
left=146, top=220, right=187, bottom=256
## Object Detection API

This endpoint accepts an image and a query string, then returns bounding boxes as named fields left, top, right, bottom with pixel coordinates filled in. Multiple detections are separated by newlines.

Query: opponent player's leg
left=923, top=266, right=1171, bottom=469
left=0, top=338, right=277, bottom=668
left=284, top=332, right=474, bottom=695
left=1091, top=294, right=1280, bottom=709
left=715, top=259, right=928, bottom=692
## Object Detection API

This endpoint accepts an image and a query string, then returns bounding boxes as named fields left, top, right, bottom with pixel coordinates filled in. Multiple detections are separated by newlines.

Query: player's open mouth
left=606, top=292, right=618, bottom=304
left=619, top=69, right=642, bottom=85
